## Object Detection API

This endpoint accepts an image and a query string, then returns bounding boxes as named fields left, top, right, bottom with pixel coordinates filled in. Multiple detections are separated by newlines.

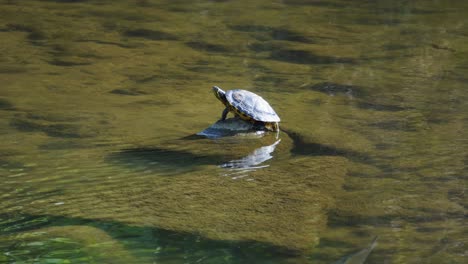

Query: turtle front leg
left=273, top=122, right=280, bottom=132
left=221, top=107, right=229, bottom=120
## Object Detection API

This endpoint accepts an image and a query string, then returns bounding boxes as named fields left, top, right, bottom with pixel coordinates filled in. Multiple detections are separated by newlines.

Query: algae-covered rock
left=6, top=225, right=137, bottom=264
left=21, top=154, right=347, bottom=253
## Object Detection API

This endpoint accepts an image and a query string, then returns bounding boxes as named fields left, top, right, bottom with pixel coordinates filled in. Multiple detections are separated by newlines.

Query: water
left=0, top=0, right=467, bottom=263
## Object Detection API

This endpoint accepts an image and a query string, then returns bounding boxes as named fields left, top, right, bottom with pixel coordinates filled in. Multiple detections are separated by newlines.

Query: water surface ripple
left=1, top=0, right=467, bottom=263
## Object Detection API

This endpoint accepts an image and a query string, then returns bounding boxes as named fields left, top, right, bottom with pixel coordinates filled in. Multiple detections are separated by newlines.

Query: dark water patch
left=129, top=99, right=174, bottom=107
left=354, top=16, right=401, bottom=26
left=371, top=163, right=424, bottom=180
left=271, top=28, right=315, bottom=43
left=328, top=212, right=451, bottom=228
left=0, top=159, right=25, bottom=171
left=77, top=39, right=138, bottom=49
left=42, top=0, right=88, bottom=2
left=48, top=59, right=93, bottom=67
left=367, top=5, right=445, bottom=15
left=229, top=24, right=271, bottom=32
left=347, top=171, right=379, bottom=179
left=270, top=49, right=357, bottom=65
left=164, top=5, right=193, bottom=12
left=25, top=112, right=84, bottom=123
left=107, top=147, right=228, bottom=173
left=0, top=66, right=28, bottom=74
left=10, top=118, right=43, bottom=132
left=248, top=42, right=284, bottom=53
left=285, top=129, right=382, bottom=169
left=230, top=24, right=315, bottom=43
left=305, top=82, right=367, bottom=97
left=368, top=120, right=419, bottom=132
left=0, top=214, right=51, bottom=235
left=448, top=188, right=467, bottom=210
left=123, top=29, right=178, bottom=41
left=356, top=101, right=408, bottom=112
left=46, top=45, right=79, bottom=59
left=46, top=124, right=95, bottom=138
left=4, top=23, right=47, bottom=44
left=110, top=88, right=148, bottom=96
left=430, top=43, right=456, bottom=52
left=282, top=0, right=346, bottom=8
left=86, top=9, right=149, bottom=22
left=382, top=43, right=413, bottom=50
left=126, top=74, right=159, bottom=83
left=5, top=23, right=36, bottom=33
left=186, top=41, right=229, bottom=53
left=27, top=32, right=48, bottom=44
left=328, top=210, right=392, bottom=228
left=38, top=140, right=87, bottom=150
left=0, top=98, right=15, bottom=110
left=10, top=118, right=96, bottom=138
left=361, top=53, right=416, bottom=62
left=48, top=44, right=105, bottom=60
left=415, top=226, right=447, bottom=233
left=285, top=130, right=348, bottom=157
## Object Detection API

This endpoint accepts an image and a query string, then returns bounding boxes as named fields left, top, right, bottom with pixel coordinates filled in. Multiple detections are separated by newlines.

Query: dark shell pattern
left=225, top=89, right=280, bottom=122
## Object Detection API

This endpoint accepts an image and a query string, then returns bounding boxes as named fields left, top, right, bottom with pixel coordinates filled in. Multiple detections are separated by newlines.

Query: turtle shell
left=225, top=89, right=280, bottom=122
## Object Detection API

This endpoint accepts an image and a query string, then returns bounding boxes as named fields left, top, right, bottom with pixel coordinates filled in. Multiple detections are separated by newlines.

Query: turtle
left=212, top=86, right=280, bottom=132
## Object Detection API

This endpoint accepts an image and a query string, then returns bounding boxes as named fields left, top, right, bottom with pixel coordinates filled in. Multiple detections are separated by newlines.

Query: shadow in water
left=108, top=119, right=283, bottom=177
left=284, top=129, right=381, bottom=170
left=285, top=129, right=348, bottom=157
left=270, top=49, right=357, bottom=65
left=107, top=137, right=282, bottom=177
left=229, top=24, right=316, bottom=43
left=107, top=146, right=227, bottom=175
left=186, top=41, right=229, bottom=53
left=122, top=28, right=179, bottom=41
left=0, top=98, right=15, bottom=110
left=0, top=213, right=308, bottom=263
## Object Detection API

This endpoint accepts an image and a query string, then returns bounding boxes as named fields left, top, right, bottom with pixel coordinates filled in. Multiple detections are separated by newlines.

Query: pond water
left=1, top=0, right=467, bottom=263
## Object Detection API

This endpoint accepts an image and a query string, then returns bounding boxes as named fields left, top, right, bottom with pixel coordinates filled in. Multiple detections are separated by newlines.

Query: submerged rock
left=29, top=225, right=137, bottom=263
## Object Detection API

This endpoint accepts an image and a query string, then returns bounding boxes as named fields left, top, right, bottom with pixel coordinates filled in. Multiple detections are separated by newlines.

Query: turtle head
left=212, top=86, right=228, bottom=105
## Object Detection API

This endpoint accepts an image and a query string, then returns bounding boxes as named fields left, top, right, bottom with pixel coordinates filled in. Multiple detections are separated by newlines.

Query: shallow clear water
left=0, top=0, right=467, bottom=263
